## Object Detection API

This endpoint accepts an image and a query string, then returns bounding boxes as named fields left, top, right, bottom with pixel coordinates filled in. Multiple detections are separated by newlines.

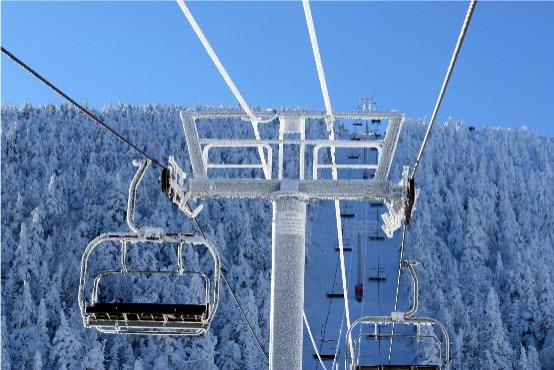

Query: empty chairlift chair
left=341, top=204, right=355, bottom=219
left=348, top=150, right=361, bottom=160
left=78, top=160, right=221, bottom=335
left=345, top=261, right=449, bottom=369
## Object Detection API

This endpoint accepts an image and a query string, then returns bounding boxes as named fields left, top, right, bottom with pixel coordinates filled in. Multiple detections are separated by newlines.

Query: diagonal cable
left=175, top=0, right=270, bottom=179
left=410, top=0, right=477, bottom=181
left=304, top=312, right=329, bottom=370
left=191, top=217, right=269, bottom=363
left=1, top=47, right=166, bottom=169
left=390, top=0, right=477, bottom=363
left=302, top=0, right=354, bottom=359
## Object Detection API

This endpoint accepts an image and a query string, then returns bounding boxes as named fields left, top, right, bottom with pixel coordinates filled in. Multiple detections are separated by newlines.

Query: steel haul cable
left=388, top=0, right=477, bottom=364
left=175, top=0, right=271, bottom=180
left=1, top=47, right=166, bottom=170
left=191, top=217, right=270, bottom=364
left=302, top=1, right=354, bottom=361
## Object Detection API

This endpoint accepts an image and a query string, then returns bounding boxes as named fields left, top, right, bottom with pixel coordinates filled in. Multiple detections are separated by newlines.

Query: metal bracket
left=381, top=166, right=409, bottom=237
left=161, top=156, right=204, bottom=219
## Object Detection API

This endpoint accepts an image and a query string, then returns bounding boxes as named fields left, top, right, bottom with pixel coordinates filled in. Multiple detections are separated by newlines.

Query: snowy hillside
left=2, top=104, right=554, bottom=369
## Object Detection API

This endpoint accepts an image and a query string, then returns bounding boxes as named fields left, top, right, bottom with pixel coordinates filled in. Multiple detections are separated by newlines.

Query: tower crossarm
left=180, top=178, right=404, bottom=202
left=188, top=110, right=403, bottom=122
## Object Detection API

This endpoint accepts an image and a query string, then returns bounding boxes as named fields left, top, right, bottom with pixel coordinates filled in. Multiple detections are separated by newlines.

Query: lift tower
left=164, top=110, right=408, bottom=369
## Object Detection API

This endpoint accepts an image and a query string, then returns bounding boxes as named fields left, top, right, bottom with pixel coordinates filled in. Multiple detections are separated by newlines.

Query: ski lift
left=336, top=238, right=353, bottom=252
left=315, top=338, right=338, bottom=361
left=469, top=126, right=476, bottom=132
left=367, top=267, right=387, bottom=282
left=348, top=151, right=360, bottom=160
left=78, top=160, right=221, bottom=335
left=345, top=261, right=450, bottom=369
left=369, top=235, right=385, bottom=241
left=353, top=122, right=363, bottom=127
left=371, top=119, right=381, bottom=124
left=341, top=205, right=355, bottom=219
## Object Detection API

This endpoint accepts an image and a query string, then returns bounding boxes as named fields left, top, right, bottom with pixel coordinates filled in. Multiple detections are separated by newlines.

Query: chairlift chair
left=367, top=267, right=387, bottom=282
left=78, top=160, right=221, bottom=335
left=348, top=151, right=361, bottom=160
left=341, top=204, right=355, bottom=219
left=336, top=238, right=353, bottom=252
left=346, top=261, right=449, bottom=369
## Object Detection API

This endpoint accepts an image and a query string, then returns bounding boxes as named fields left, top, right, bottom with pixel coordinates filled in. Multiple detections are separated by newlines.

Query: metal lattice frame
left=180, top=111, right=404, bottom=183
left=163, top=110, right=408, bottom=368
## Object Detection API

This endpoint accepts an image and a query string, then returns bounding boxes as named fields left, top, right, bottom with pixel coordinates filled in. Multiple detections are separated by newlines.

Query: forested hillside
left=1, top=104, right=553, bottom=369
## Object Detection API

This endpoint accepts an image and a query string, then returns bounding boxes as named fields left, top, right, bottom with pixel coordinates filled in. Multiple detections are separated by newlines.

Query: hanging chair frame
left=78, top=160, right=220, bottom=335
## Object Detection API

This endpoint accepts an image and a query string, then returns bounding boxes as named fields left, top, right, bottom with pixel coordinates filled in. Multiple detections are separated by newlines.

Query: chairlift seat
left=85, top=303, right=209, bottom=323
left=369, top=235, right=385, bottom=241
left=371, top=119, right=381, bottom=124
left=368, top=276, right=387, bottom=282
left=348, top=154, right=360, bottom=159
left=341, top=213, right=355, bottom=218
left=335, top=247, right=352, bottom=252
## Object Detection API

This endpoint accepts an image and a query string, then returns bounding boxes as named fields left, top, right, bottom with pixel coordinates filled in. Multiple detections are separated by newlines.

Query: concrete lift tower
left=163, top=109, right=409, bottom=369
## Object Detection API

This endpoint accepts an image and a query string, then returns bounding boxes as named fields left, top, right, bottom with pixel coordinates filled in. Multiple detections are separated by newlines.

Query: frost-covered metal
left=345, top=260, right=450, bottom=369
left=78, top=160, right=220, bottom=335
left=165, top=110, right=409, bottom=368
left=269, top=196, right=307, bottom=369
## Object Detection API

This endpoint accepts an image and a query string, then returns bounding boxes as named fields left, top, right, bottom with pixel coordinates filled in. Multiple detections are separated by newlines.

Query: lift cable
left=389, top=0, right=477, bottom=364
left=305, top=313, right=329, bottom=370
left=331, top=247, right=355, bottom=370
left=410, top=0, right=477, bottom=181
left=221, top=271, right=269, bottom=362
left=302, top=1, right=353, bottom=356
left=318, top=253, right=340, bottom=362
left=387, top=222, right=408, bottom=363
left=1, top=45, right=269, bottom=365
left=191, top=217, right=269, bottom=363
left=175, top=0, right=270, bottom=180
left=0, top=47, right=167, bottom=170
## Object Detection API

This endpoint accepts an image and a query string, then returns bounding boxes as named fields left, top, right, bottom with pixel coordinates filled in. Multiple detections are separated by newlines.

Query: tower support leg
left=269, top=196, right=307, bottom=370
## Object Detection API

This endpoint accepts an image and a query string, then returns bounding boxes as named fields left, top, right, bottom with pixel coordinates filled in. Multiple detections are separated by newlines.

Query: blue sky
left=2, top=1, right=554, bottom=136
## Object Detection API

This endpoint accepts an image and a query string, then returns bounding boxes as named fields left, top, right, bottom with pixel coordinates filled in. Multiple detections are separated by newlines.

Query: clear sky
left=2, top=1, right=554, bottom=136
